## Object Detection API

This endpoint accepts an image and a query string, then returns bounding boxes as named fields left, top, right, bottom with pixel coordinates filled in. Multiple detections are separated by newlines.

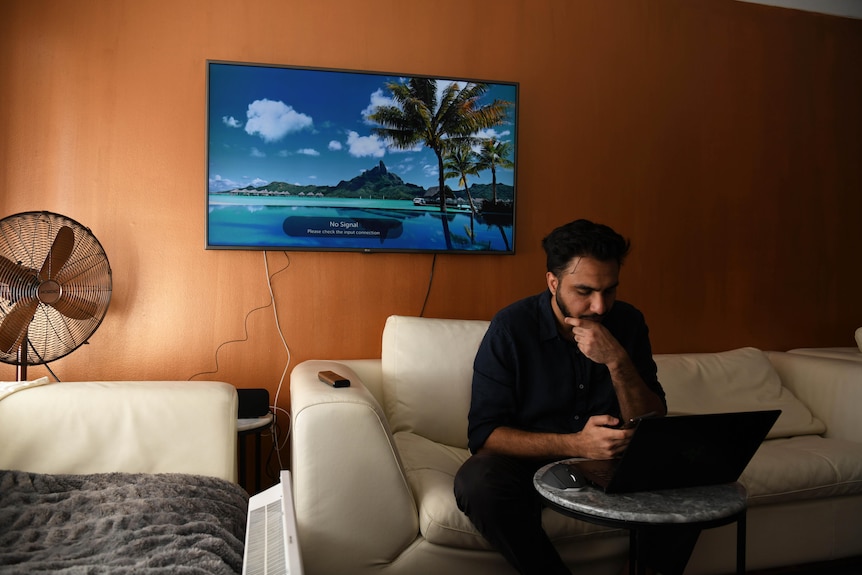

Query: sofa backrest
left=655, top=346, right=825, bottom=439
left=380, top=317, right=826, bottom=446
left=381, top=315, right=489, bottom=448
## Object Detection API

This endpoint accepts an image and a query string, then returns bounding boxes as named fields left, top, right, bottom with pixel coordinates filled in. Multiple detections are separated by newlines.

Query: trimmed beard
left=554, top=289, right=605, bottom=322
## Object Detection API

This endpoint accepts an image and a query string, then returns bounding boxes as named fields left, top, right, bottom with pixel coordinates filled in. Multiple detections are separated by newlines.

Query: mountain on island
left=225, top=160, right=513, bottom=202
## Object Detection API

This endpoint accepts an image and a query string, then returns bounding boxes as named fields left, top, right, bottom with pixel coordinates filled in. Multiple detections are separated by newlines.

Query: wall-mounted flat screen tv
left=206, top=60, right=518, bottom=254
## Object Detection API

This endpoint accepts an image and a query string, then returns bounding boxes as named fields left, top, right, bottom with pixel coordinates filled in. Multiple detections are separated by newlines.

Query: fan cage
left=0, top=211, right=112, bottom=366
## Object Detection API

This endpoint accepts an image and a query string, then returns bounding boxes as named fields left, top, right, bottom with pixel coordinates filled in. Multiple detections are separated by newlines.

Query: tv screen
left=206, top=61, right=518, bottom=254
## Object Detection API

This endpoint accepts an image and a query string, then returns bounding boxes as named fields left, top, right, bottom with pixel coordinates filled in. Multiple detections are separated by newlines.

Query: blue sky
left=207, top=62, right=518, bottom=193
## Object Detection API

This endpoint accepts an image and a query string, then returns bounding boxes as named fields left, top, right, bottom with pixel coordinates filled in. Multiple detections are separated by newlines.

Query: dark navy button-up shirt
left=467, top=290, right=665, bottom=453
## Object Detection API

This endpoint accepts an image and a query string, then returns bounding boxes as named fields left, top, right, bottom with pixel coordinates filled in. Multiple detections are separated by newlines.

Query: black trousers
left=454, top=451, right=700, bottom=575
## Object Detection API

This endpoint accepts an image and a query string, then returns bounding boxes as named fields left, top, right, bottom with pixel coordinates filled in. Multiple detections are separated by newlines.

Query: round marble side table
left=534, top=460, right=748, bottom=575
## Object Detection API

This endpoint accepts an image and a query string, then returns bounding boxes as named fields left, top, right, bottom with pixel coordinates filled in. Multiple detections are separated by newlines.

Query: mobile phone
left=618, top=411, right=658, bottom=429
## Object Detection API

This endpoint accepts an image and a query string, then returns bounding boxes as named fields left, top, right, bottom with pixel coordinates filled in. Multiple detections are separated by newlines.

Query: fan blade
left=39, top=225, right=75, bottom=281
left=0, top=299, right=38, bottom=354
left=0, top=255, right=37, bottom=286
left=51, top=289, right=100, bottom=320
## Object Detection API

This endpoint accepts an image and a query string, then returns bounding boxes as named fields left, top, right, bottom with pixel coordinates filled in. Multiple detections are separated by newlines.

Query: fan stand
left=16, top=337, right=28, bottom=382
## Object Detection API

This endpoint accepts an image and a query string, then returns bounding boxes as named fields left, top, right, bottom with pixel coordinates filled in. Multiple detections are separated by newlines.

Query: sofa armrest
left=766, top=351, right=862, bottom=442
left=326, top=358, right=384, bottom=405
left=0, top=380, right=238, bottom=482
left=290, top=360, right=418, bottom=574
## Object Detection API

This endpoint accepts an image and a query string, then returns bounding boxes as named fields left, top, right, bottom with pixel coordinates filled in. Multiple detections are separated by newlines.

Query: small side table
left=238, top=413, right=273, bottom=494
left=535, top=460, right=748, bottom=575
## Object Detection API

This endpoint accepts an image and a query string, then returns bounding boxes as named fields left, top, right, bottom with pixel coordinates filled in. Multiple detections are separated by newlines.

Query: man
left=454, top=219, right=693, bottom=575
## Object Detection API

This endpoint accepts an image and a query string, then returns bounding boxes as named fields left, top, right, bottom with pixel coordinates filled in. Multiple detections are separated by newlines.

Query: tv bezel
left=205, top=60, right=519, bottom=255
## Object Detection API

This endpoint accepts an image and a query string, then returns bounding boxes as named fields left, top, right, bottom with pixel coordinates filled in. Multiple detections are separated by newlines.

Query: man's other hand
left=568, top=415, right=634, bottom=460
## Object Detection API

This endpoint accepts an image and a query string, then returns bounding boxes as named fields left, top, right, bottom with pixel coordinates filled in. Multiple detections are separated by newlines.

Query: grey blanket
left=0, top=469, right=249, bottom=574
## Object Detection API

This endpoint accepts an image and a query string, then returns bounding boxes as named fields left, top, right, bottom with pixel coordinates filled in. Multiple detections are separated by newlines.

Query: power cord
left=206, top=249, right=434, bottom=483
left=186, top=300, right=274, bottom=381
left=419, top=253, right=437, bottom=317
left=187, top=252, right=292, bottom=382
left=262, top=251, right=292, bottom=476
left=188, top=251, right=293, bottom=485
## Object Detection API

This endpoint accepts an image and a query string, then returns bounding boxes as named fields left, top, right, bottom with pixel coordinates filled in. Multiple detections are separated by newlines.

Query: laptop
left=569, top=410, right=781, bottom=494
left=242, top=470, right=304, bottom=575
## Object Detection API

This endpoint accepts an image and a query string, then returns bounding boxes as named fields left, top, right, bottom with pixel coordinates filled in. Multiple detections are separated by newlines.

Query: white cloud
left=395, top=159, right=415, bottom=174
left=250, top=147, right=266, bottom=158
left=245, top=99, right=313, bottom=143
left=346, top=130, right=386, bottom=158
left=209, top=174, right=241, bottom=191
left=297, top=148, right=320, bottom=157
left=222, top=116, right=242, bottom=128
left=475, top=128, right=511, bottom=140
left=470, top=129, right=513, bottom=153
left=362, top=88, right=396, bottom=124
left=328, top=140, right=342, bottom=151
left=208, top=174, right=271, bottom=192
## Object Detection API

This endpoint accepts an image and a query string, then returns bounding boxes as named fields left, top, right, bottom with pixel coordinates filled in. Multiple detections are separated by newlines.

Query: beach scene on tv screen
left=207, top=62, right=517, bottom=253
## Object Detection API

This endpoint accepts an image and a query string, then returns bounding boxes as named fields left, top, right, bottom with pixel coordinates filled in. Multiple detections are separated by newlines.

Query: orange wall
left=2, top=0, right=861, bottom=405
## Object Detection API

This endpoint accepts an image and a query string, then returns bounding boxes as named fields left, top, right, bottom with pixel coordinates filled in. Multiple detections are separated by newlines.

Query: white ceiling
left=737, top=0, right=862, bottom=19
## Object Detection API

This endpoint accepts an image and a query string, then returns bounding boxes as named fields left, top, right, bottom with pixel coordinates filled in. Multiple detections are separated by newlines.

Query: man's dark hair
left=542, top=219, right=631, bottom=276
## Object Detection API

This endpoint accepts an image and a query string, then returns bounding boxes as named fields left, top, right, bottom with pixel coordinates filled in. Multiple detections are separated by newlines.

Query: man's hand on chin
left=564, top=316, right=625, bottom=367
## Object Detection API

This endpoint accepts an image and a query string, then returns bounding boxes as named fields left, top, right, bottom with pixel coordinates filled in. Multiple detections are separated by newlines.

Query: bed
left=0, top=470, right=249, bottom=574
left=0, top=379, right=247, bottom=574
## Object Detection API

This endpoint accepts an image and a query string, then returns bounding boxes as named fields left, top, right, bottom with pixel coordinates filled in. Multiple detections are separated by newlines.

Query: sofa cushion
left=788, top=347, right=862, bottom=363
left=394, top=431, right=623, bottom=550
left=382, top=315, right=490, bottom=448
left=655, top=347, right=825, bottom=439
left=0, top=376, right=51, bottom=401
left=742, top=436, right=862, bottom=504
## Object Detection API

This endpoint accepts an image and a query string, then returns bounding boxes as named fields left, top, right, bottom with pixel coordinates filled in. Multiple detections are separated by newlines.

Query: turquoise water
left=207, top=196, right=513, bottom=252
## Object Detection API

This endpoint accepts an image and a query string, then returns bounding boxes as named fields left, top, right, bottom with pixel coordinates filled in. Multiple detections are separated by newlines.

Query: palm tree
left=369, top=78, right=511, bottom=215
left=443, top=143, right=481, bottom=218
left=476, top=138, right=514, bottom=205
left=443, top=143, right=482, bottom=246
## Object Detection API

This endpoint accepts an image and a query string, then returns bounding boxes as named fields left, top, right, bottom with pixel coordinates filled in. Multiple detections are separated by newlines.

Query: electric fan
left=0, top=211, right=112, bottom=381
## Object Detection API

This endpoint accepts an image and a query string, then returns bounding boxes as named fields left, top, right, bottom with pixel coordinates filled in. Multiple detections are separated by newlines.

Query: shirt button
left=573, top=415, right=580, bottom=421
left=578, top=384, right=585, bottom=390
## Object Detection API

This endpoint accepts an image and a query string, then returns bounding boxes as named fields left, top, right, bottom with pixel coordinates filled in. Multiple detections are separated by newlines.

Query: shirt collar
left=538, top=290, right=561, bottom=342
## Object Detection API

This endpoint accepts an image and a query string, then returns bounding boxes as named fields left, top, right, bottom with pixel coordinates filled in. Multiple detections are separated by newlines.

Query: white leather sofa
left=290, top=315, right=862, bottom=575
left=0, top=379, right=238, bottom=481
left=788, top=327, right=862, bottom=363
